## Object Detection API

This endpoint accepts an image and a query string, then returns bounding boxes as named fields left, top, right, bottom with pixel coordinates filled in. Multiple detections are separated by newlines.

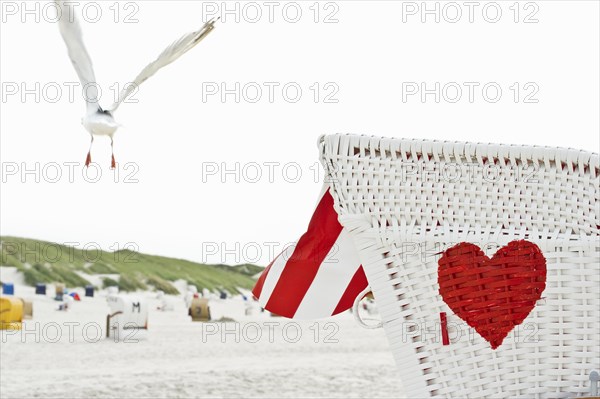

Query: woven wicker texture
left=319, top=134, right=600, bottom=398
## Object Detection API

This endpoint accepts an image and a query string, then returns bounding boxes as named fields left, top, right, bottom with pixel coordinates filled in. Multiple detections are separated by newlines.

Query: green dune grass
left=0, top=236, right=263, bottom=295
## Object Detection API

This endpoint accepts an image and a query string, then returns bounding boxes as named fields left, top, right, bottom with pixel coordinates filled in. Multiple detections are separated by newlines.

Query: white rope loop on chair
left=352, top=286, right=383, bottom=329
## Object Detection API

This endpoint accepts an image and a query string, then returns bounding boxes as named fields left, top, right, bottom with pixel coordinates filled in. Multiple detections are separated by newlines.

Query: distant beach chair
left=189, top=297, right=211, bottom=322
left=85, top=285, right=94, bottom=297
left=18, top=298, right=33, bottom=320
left=185, top=285, right=198, bottom=308
left=35, top=283, right=46, bottom=295
left=319, top=134, right=599, bottom=398
left=0, top=296, right=23, bottom=330
left=2, top=283, right=14, bottom=295
left=156, top=291, right=174, bottom=311
left=106, top=295, right=148, bottom=339
left=54, top=283, right=65, bottom=301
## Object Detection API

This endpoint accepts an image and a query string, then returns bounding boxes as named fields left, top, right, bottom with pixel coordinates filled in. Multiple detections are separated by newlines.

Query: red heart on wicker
left=438, top=240, right=546, bottom=349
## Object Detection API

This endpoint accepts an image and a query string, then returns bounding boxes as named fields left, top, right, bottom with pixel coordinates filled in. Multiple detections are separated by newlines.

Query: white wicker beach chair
left=319, top=134, right=599, bottom=398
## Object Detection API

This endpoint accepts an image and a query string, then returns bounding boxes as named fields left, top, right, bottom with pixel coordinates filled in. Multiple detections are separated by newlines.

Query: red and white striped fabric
left=252, top=185, right=368, bottom=319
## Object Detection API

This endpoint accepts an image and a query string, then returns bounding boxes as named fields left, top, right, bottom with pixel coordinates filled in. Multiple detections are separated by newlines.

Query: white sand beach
left=0, top=276, right=404, bottom=398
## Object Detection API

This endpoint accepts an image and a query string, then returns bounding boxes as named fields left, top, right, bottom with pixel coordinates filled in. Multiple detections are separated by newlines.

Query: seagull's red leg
left=110, top=137, right=116, bottom=169
left=85, top=135, right=94, bottom=167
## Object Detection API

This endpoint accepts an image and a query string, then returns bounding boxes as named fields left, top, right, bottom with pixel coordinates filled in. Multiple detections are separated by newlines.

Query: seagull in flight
left=55, top=0, right=218, bottom=168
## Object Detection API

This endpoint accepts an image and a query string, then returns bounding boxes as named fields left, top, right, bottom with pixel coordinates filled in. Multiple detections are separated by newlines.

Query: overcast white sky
left=1, top=0, right=599, bottom=265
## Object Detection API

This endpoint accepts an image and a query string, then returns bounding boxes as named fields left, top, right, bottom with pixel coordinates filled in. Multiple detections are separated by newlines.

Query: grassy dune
left=0, top=236, right=263, bottom=295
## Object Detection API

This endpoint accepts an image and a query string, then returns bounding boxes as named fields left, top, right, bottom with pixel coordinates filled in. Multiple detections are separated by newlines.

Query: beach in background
left=0, top=267, right=404, bottom=399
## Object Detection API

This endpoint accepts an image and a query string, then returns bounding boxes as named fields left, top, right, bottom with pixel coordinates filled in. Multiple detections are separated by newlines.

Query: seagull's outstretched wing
left=54, top=0, right=99, bottom=115
left=107, top=18, right=218, bottom=113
